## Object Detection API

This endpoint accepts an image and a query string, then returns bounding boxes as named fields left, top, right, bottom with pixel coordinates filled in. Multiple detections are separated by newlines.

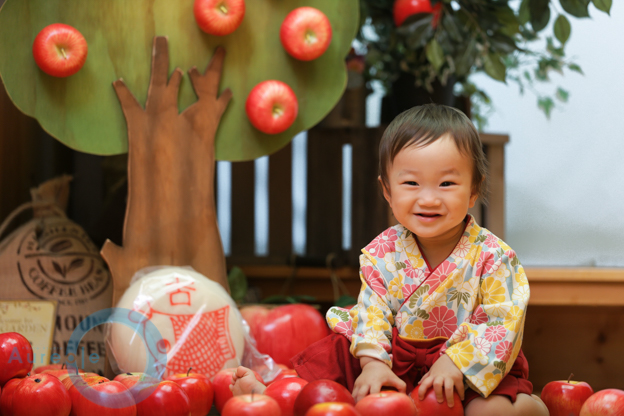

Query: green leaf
left=519, top=0, right=531, bottom=25
left=554, top=15, right=572, bottom=44
left=494, top=360, right=507, bottom=374
left=560, top=0, right=591, bottom=18
left=330, top=307, right=352, bottom=322
left=455, top=38, right=478, bottom=77
left=538, top=97, right=555, bottom=118
left=227, top=266, right=248, bottom=303
left=529, top=0, right=551, bottom=32
left=335, top=295, right=358, bottom=308
left=568, top=63, right=584, bottom=74
left=487, top=321, right=504, bottom=327
left=395, top=262, right=407, bottom=271
left=592, top=0, right=612, bottom=15
left=483, top=53, right=506, bottom=82
left=426, top=39, right=445, bottom=72
left=408, top=284, right=430, bottom=309
left=416, top=309, right=430, bottom=320
left=556, top=87, right=570, bottom=102
left=511, top=256, right=521, bottom=267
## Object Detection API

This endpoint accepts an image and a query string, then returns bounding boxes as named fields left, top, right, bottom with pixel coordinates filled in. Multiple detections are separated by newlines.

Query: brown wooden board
left=101, top=37, right=231, bottom=304
left=350, top=126, right=388, bottom=263
left=230, top=160, right=256, bottom=259
left=306, top=128, right=347, bottom=262
left=268, top=142, right=293, bottom=262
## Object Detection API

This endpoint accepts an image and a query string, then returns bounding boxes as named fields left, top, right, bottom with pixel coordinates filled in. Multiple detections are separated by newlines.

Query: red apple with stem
left=541, top=373, right=594, bottom=416
left=193, top=0, right=245, bottom=36
left=293, top=379, right=355, bottom=416
left=580, top=389, right=624, bottom=416
left=134, top=380, right=191, bottom=416
left=68, top=377, right=136, bottom=416
left=0, top=377, right=22, bottom=415
left=0, top=332, right=33, bottom=386
left=305, top=402, right=361, bottom=416
left=280, top=7, right=332, bottom=61
left=264, top=377, right=309, bottom=416
left=393, top=0, right=442, bottom=27
left=355, top=391, right=417, bottom=416
left=166, top=367, right=214, bottom=416
left=245, top=80, right=298, bottom=135
left=11, top=373, right=72, bottom=416
left=409, top=384, right=463, bottom=416
left=222, top=393, right=281, bottom=416
left=32, top=23, right=88, bottom=77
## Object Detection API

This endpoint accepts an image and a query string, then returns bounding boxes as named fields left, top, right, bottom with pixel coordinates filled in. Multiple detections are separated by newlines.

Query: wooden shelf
left=241, top=265, right=624, bottom=306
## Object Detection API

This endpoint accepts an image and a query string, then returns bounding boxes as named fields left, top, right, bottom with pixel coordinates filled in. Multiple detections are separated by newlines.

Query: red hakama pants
left=291, top=328, right=533, bottom=406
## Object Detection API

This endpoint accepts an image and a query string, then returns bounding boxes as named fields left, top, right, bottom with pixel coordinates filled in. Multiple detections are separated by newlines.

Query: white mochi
left=108, top=267, right=244, bottom=379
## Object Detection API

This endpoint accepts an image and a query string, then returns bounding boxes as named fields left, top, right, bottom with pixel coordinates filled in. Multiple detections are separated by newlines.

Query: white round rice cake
left=109, top=267, right=244, bottom=379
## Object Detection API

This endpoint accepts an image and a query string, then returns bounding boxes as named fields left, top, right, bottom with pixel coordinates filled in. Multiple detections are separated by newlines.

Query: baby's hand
left=417, top=354, right=464, bottom=408
left=352, top=357, right=406, bottom=403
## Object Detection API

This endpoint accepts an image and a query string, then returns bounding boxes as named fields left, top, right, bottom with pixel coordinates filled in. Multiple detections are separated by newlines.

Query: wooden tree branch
left=102, top=36, right=232, bottom=305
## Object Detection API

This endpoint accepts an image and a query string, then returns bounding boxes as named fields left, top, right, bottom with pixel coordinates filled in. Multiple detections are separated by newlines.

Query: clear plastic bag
left=105, top=266, right=281, bottom=383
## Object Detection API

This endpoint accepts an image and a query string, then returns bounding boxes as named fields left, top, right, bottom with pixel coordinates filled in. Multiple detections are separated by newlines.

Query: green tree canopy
left=0, top=0, right=358, bottom=159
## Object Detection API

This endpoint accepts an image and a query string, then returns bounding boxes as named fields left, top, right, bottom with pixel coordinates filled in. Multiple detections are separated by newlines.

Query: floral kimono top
left=326, top=215, right=530, bottom=398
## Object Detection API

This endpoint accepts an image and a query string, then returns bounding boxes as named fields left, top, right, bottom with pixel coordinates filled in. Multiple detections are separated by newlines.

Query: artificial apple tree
left=0, top=0, right=359, bottom=302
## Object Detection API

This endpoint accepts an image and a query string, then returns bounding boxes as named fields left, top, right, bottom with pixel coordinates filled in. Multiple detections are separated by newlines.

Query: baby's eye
left=403, top=181, right=418, bottom=186
left=440, top=181, right=455, bottom=187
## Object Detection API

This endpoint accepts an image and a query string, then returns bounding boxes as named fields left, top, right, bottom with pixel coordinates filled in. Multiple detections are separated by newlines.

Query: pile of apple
left=0, top=331, right=216, bottom=416
left=32, top=0, right=333, bottom=136
left=541, top=374, right=624, bottom=416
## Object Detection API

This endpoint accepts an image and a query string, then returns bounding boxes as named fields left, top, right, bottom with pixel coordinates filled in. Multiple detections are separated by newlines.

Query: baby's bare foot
left=229, top=366, right=266, bottom=396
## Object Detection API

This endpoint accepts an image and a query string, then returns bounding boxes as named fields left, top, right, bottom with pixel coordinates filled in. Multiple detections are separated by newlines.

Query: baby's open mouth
left=417, top=213, right=440, bottom=217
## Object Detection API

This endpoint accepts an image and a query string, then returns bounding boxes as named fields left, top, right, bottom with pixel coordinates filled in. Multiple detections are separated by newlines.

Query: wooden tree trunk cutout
left=101, top=36, right=232, bottom=304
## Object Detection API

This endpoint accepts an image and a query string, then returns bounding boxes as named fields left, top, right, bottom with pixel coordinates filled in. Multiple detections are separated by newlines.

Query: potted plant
left=357, top=0, right=612, bottom=127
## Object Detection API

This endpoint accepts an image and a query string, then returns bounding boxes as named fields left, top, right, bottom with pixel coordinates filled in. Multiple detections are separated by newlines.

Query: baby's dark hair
left=379, top=103, right=489, bottom=201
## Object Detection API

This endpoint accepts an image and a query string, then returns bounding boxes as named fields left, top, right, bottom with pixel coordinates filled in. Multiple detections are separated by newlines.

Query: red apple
left=62, top=372, right=107, bottom=390
left=409, top=385, right=463, bottom=416
left=222, top=393, right=281, bottom=416
left=212, top=367, right=264, bottom=414
left=193, top=0, right=245, bottom=36
left=68, top=378, right=136, bottom=416
left=0, top=332, right=33, bottom=386
left=355, top=391, right=417, bottom=416
left=41, top=365, right=85, bottom=380
left=268, top=368, right=300, bottom=385
left=265, top=377, right=309, bottom=416
left=0, top=377, right=22, bottom=415
left=134, top=380, right=190, bottom=416
left=305, top=402, right=361, bottom=416
left=541, top=375, right=594, bottom=416
left=32, top=23, right=88, bottom=77
left=294, top=379, right=355, bottom=416
left=12, top=373, right=71, bottom=416
left=240, top=304, right=329, bottom=368
left=280, top=7, right=332, bottom=61
left=580, top=389, right=624, bottom=416
left=166, top=368, right=214, bottom=416
left=113, top=372, right=155, bottom=390
left=245, top=80, right=298, bottom=135
left=393, top=0, right=442, bottom=27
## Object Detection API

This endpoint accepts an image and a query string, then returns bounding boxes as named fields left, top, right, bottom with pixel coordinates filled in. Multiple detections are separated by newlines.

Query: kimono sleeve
left=348, top=254, right=395, bottom=368
left=443, top=249, right=530, bottom=398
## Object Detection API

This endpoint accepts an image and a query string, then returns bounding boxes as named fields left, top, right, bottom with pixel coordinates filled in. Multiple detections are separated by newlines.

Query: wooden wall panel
left=268, top=142, right=292, bottom=262
left=524, top=305, right=624, bottom=391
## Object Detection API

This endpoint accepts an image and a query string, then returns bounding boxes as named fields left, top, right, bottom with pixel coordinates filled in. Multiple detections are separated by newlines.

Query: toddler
left=231, top=104, right=548, bottom=416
